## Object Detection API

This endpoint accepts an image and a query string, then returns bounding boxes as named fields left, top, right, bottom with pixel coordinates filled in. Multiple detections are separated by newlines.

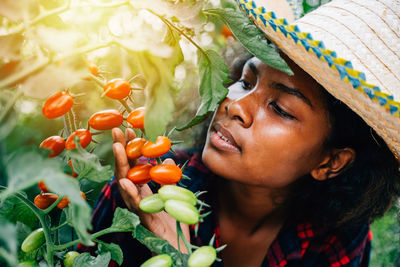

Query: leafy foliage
left=0, top=219, right=18, bottom=267
left=0, top=194, right=37, bottom=229
left=178, top=50, right=230, bottom=130
left=203, top=8, right=293, bottom=76
left=97, top=241, right=123, bottom=266
left=73, top=252, right=111, bottom=267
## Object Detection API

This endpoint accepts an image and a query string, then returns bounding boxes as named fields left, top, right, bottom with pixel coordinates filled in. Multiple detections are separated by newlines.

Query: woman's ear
left=310, top=148, right=356, bottom=181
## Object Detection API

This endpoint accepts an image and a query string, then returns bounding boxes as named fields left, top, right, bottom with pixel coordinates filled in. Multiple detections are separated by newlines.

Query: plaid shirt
left=79, top=150, right=372, bottom=267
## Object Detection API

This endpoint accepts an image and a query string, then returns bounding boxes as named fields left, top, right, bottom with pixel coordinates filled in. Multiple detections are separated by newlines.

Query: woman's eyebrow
left=273, top=82, right=313, bottom=108
left=247, top=60, right=258, bottom=76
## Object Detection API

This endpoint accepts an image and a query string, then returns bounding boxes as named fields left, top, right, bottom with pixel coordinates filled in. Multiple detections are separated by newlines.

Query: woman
left=83, top=0, right=400, bottom=266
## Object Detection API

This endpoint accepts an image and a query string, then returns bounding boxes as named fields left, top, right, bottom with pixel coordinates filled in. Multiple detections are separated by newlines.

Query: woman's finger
left=113, top=142, right=130, bottom=180
left=162, top=158, right=176, bottom=166
left=125, top=128, right=136, bottom=143
left=112, top=128, right=127, bottom=147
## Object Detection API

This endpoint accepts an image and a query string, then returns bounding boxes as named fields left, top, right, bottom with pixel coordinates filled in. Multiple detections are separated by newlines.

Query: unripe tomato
left=68, top=160, right=78, bottom=177
left=139, top=194, right=165, bottom=213
left=17, top=261, right=37, bottom=267
left=42, top=91, right=73, bottom=119
left=127, top=107, right=145, bottom=129
left=141, top=136, right=171, bottom=158
left=188, top=246, right=217, bottom=267
left=140, top=254, right=172, bottom=267
left=103, top=78, right=130, bottom=100
left=89, top=109, right=123, bottom=130
left=149, top=165, right=182, bottom=185
left=158, top=185, right=197, bottom=206
left=127, top=164, right=152, bottom=184
left=34, top=193, right=58, bottom=209
left=64, top=251, right=80, bottom=267
left=21, top=228, right=45, bottom=253
left=57, top=192, right=86, bottom=210
left=164, top=199, right=199, bottom=225
left=126, top=138, right=146, bottom=159
left=39, top=136, right=65, bottom=158
left=65, top=129, right=92, bottom=150
left=38, top=181, right=49, bottom=193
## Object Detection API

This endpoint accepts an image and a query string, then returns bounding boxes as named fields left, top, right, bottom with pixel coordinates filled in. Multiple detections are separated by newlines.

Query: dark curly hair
left=287, top=89, right=400, bottom=229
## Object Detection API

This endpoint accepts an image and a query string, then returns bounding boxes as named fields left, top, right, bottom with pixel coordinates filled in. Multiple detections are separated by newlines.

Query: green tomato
left=188, top=246, right=217, bottom=267
left=164, top=199, right=199, bottom=225
left=139, top=194, right=165, bottom=213
left=140, top=254, right=172, bottom=267
left=64, top=251, right=80, bottom=267
left=21, top=228, right=45, bottom=253
left=158, top=185, right=197, bottom=206
left=18, top=261, right=37, bottom=267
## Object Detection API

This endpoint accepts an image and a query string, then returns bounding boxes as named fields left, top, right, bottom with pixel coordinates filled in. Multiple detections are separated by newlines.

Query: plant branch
left=0, top=87, right=23, bottom=124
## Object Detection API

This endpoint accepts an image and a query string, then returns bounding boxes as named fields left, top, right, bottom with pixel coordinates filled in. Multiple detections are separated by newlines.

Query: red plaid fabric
left=80, top=150, right=371, bottom=266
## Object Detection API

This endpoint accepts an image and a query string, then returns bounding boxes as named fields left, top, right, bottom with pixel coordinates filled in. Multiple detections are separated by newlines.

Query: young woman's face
left=202, top=56, right=332, bottom=188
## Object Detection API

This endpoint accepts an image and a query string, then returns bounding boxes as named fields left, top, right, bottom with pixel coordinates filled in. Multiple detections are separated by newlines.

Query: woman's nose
left=224, top=94, right=253, bottom=128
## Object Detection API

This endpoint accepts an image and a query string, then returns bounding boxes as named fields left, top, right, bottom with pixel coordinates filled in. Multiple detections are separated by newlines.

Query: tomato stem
left=156, top=157, right=162, bottom=165
left=176, top=221, right=192, bottom=254
left=68, top=109, right=78, bottom=132
left=43, top=195, right=64, bottom=214
left=119, top=99, right=132, bottom=113
left=89, top=73, right=106, bottom=88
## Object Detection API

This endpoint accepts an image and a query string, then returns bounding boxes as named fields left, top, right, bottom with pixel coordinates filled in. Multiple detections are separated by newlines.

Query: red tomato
left=127, top=107, right=145, bottom=129
left=34, top=193, right=58, bottom=210
left=141, top=136, right=171, bottom=158
left=39, top=136, right=65, bottom=158
left=126, top=138, right=146, bottom=159
left=38, top=181, right=49, bottom=193
left=103, top=78, right=130, bottom=100
left=89, top=109, right=123, bottom=130
left=222, top=24, right=234, bottom=39
left=127, top=164, right=153, bottom=184
left=57, top=192, right=86, bottom=210
left=65, top=129, right=92, bottom=150
left=42, top=91, right=73, bottom=119
left=68, top=160, right=78, bottom=178
left=149, top=165, right=182, bottom=184
left=86, top=60, right=98, bottom=76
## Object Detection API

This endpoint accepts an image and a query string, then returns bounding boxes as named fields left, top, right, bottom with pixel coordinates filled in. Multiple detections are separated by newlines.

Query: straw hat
left=237, top=0, right=400, bottom=160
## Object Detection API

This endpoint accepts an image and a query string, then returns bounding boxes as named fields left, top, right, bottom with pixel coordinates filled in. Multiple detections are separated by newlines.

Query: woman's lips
left=210, top=124, right=241, bottom=153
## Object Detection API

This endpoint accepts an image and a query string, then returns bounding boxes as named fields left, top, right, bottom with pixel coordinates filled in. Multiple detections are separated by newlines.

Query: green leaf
left=66, top=203, right=93, bottom=246
left=134, top=225, right=188, bottom=267
left=178, top=50, right=230, bottom=130
left=73, top=252, right=111, bottom=267
left=97, top=241, right=123, bottom=266
left=66, top=145, right=113, bottom=183
left=136, top=52, right=175, bottom=142
left=0, top=194, right=37, bottom=229
left=109, top=207, right=140, bottom=232
left=0, top=219, right=18, bottom=267
left=203, top=8, right=293, bottom=76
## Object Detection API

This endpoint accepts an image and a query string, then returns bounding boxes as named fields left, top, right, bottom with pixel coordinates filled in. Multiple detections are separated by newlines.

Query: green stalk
left=13, top=192, right=55, bottom=266
left=0, top=88, right=23, bottom=124
left=43, top=196, right=64, bottom=214
left=176, top=222, right=192, bottom=254
left=156, top=157, right=162, bottom=165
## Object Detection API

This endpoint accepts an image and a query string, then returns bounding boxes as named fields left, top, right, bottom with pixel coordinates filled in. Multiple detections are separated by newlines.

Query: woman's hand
left=112, top=128, right=190, bottom=253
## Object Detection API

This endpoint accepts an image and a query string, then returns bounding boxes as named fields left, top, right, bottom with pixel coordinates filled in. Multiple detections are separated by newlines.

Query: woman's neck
left=216, top=178, right=288, bottom=234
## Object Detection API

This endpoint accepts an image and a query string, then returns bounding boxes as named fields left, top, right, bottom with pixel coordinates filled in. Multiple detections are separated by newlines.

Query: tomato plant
left=57, top=191, right=86, bottom=210
left=127, top=107, right=145, bottom=129
left=139, top=194, right=165, bottom=213
left=103, top=78, right=131, bottom=100
left=89, top=109, right=124, bottom=130
left=188, top=246, right=217, bottom=267
left=158, top=185, right=197, bottom=206
left=42, top=91, right=74, bottom=119
left=34, top=193, right=59, bottom=210
left=68, top=160, right=78, bottom=177
left=39, top=136, right=65, bottom=158
left=38, top=181, right=49, bottom=192
left=64, top=251, right=80, bottom=267
left=65, top=129, right=92, bottom=150
left=141, top=136, right=171, bottom=158
left=141, top=254, right=172, bottom=267
left=149, top=164, right=182, bottom=184
left=126, top=138, right=146, bottom=159
left=164, top=199, right=199, bottom=225
left=21, top=228, right=45, bottom=253
left=127, top=164, right=153, bottom=184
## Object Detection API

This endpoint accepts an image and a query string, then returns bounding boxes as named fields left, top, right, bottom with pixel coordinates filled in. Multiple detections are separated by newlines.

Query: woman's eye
left=239, top=79, right=253, bottom=90
left=270, top=101, right=296, bottom=120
